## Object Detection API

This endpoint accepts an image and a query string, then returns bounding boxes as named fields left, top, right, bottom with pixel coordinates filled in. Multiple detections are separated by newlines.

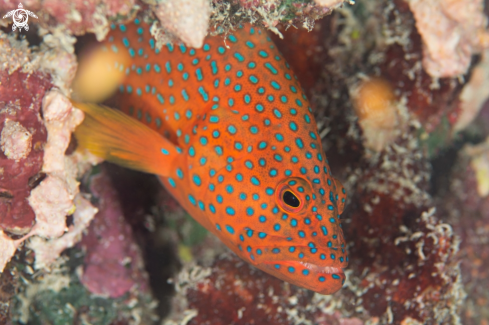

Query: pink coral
left=407, top=0, right=489, bottom=77
left=79, top=167, right=149, bottom=298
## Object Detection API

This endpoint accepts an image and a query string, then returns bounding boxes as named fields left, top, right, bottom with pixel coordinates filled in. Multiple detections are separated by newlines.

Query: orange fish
left=74, top=19, right=348, bottom=294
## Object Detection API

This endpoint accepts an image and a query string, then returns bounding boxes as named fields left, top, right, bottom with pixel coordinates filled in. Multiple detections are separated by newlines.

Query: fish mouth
left=298, top=261, right=344, bottom=275
left=262, top=259, right=346, bottom=295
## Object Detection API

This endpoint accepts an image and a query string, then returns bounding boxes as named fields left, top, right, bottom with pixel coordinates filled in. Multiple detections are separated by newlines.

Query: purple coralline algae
left=79, top=166, right=150, bottom=298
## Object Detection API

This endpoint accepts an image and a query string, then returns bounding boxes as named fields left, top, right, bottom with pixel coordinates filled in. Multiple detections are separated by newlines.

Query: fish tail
left=72, top=100, right=178, bottom=176
left=333, top=177, right=347, bottom=215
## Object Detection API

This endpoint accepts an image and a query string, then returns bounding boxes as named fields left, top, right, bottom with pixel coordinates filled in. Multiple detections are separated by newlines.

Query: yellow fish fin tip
left=72, top=100, right=177, bottom=176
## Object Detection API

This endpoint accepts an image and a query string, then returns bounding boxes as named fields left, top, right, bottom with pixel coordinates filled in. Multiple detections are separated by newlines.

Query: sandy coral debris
left=27, top=91, right=82, bottom=239
left=407, top=0, right=489, bottom=78
left=0, top=119, right=32, bottom=161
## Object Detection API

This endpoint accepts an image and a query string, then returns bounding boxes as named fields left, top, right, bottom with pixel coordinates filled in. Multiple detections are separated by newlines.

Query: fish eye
left=275, top=178, right=308, bottom=213
left=283, top=191, right=300, bottom=208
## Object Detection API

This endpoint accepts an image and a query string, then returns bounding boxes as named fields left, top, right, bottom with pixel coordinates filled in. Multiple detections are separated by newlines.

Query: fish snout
left=249, top=244, right=347, bottom=295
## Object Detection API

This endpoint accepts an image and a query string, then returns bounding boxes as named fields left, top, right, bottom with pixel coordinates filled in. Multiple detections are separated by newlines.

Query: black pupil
left=283, top=191, right=300, bottom=208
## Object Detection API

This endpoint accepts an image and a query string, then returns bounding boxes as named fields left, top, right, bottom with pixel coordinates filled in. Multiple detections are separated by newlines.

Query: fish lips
left=258, top=249, right=347, bottom=295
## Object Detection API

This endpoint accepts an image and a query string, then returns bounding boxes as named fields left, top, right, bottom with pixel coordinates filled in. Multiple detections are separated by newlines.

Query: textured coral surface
left=0, top=70, right=50, bottom=235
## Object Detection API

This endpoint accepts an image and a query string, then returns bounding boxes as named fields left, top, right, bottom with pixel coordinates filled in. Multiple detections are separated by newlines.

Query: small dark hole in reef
left=0, top=275, right=16, bottom=295
left=65, top=134, right=78, bottom=155
left=28, top=172, right=46, bottom=189
left=75, top=33, right=98, bottom=54
left=105, top=163, right=178, bottom=319
left=429, top=131, right=485, bottom=197
left=4, top=231, right=24, bottom=240
left=66, top=214, right=74, bottom=228
left=0, top=191, right=13, bottom=199
left=0, top=23, right=42, bottom=47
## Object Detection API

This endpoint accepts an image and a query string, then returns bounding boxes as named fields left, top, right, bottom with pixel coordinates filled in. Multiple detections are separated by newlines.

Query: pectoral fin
left=73, top=101, right=180, bottom=176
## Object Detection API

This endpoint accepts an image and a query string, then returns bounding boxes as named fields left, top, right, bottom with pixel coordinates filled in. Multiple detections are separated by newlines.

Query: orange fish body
left=74, top=19, right=348, bottom=294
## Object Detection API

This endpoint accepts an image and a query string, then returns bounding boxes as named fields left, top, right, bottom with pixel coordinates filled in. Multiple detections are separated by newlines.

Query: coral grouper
left=74, top=18, right=348, bottom=294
